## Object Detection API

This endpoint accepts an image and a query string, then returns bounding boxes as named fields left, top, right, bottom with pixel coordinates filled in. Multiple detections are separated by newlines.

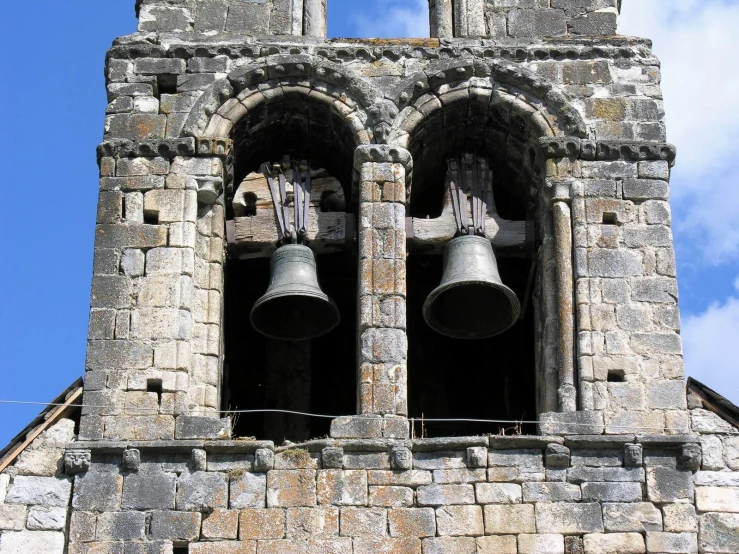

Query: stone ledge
left=69, top=432, right=699, bottom=457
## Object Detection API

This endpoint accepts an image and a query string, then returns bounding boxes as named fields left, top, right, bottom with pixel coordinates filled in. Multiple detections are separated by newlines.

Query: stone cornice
left=538, top=137, right=677, bottom=165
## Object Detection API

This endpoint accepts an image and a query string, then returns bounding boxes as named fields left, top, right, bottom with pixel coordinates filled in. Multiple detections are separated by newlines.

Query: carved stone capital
left=196, top=137, right=233, bottom=158
left=64, top=449, right=91, bottom=475
left=354, top=145, right=413, bottom=174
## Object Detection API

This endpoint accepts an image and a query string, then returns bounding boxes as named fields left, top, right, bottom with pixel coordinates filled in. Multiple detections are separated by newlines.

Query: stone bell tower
left=3, top=1, right=738, bottom=554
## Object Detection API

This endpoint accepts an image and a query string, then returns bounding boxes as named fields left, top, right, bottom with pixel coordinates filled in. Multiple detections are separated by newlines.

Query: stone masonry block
left=177, top=471, right=228, bottom=511
left=508, top=8, right=568, bottom=37
left=583, top=533, right=645, bottom=554
left=696, top=486, right=739, bottom=513
left=353, top=537, right=421, bottom=554
left=0, top=531, right=65, bottom=554
left=340, top=507, right=387, bottom=537
left=663, top=504, right=697, bottom=533
left=369, top=486, right=414, bottom=507
left=581, top=482, right=643, bottom=502
left=286, top=507, right=339, bottom=538
left=72, top=471, right=123, bottom=511
left=536, top=503, right=604, bottom=534
left=95, top=224, right=167, bottom=250
left=105, top=114, right=167, bottom=140
left=267, top=470, right=317, bottom=507
left=317, top=470, right=368, bottom=506
left=588, top=249, right=642, bottom=277
left=483, top=504, right=535, bottom=534
left=518, top=534, right=565, bottom=554
left=645, top=532, right=697, bottom=554
left=417, top=484, right=475, bottom=506
left=96, top=511, right=147, bottom=541
left=175, top=416, right=231, bottom=439
left=201, top=509, right=239, bottom=540
left=190, top=542, right=255, bottom=554
left=623, top=179, right=669, bottom=200
left=144, top=189, right=198, bottom=223
left=699, top=513, right=739, bottom=553
left=146, top=247, right=195, bottom=276
left=150, top=510, right=202, bottom=542
left=5, top=476, right=72, bottom=507
left=647, top=466, right=693, bottom=503
left=476, top=536, right=518, bottom=554
left=603, top=503, right=662, bottom=533
left=122, top=470, right=176, bottom=510
left=239, top=509, right=285, bottom=540
left=646, top=380, right=687, bottom=409
left=522, top=482, right=581, bottom=502
left=388, top=508, right=435, bottom=537
left=230, top=471, right=266, bottom=509
left=436, top=505, right=484, bottom=536
left=0, top=504, right=26, bottom=531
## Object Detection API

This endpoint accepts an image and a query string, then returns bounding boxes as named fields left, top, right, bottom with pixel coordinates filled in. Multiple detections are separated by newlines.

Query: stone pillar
left=429, top=0, right=454, bottom=38
left=453, top=0, right=486, bottom=37
left=330, top=146, right=412, bottom=440
left=304, top=0, right=327, bottom=37
left=553, top=201, right=577, bottom=412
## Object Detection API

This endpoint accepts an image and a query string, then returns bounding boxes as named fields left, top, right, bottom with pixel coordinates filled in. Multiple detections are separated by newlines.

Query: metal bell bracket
left=447, top=156, right=494, bottom=238
left=405, top=155, right=534, bottom=259
left=261, top=159, right=312, bottom=244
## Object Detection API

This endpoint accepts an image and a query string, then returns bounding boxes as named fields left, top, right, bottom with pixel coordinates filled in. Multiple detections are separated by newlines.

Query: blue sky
left=0, top=0, right=737, bottom=447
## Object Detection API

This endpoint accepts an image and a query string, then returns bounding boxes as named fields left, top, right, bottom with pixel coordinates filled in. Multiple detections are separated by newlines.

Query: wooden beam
left=410, top=213, right=529, bottom=257
left=0, top=387, right=82, bottom=473
left=232, top=210, right=348, bottom=259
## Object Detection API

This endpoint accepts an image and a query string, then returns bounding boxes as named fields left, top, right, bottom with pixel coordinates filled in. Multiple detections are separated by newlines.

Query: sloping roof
left=0, top=378, right=83, bottom=472
left=688, top=377, right=739, bottom=430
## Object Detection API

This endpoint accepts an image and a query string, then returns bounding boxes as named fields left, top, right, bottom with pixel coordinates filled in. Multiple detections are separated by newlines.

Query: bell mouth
left=250, top=292, right=340, bottom=341
left=423, top=280, right=521, bottom=340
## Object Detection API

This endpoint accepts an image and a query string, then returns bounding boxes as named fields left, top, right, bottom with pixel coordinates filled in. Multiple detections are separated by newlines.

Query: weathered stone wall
left=0, top=419, right=76, bottom=553
left=430, top=0, right=620, bottom=38
left=688, top=398, right=739, bottom=553
left=136, top=0, right=327, bottom=37
left=61, top=435, right=715, bottom=553
left=84, top=31, right=680, bottom=438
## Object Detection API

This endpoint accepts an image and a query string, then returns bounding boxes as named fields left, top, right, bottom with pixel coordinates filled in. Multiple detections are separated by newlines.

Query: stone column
left=330, top=146, right=412, bottom=440
left=553, top=201, right=577, bottom=412
left=429, top=0, right=454, bottom=38
left=303, top=0, right=327, bottom=37
left=453, top=0, right=486, bottom=37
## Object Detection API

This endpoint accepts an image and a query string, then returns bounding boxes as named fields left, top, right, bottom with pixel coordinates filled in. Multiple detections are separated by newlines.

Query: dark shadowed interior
left=407, top=253, right=537, bottom=437
left=223, top=253, right=357, bottom=443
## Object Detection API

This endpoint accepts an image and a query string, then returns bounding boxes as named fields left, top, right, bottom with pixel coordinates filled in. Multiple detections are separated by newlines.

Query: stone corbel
left=64, top=449, right=92, bottom=475
left=538, top=137, right=677, bottom=166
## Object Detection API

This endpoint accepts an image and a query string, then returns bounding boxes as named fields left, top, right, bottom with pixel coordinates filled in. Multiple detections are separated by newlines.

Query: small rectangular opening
left=602, top=212, right=618, bottom=225
left=157, top=75, right=178, bottom=95
left=147, top=379, right=163, bottom=404
left=173, top=547, right=188, bottom=554
left=143, top=211, right=159, bottom=225
left=607, top=370, right=625, bottom=383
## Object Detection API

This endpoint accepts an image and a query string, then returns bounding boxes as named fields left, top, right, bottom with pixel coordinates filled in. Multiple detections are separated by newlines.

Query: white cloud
left=620, top=0, right=739, bottom=264
left=620, top=0, right=739, bottom=178
left=350, top=0, right=429, bottom=38
left=682, top=279, right=739, bottom=405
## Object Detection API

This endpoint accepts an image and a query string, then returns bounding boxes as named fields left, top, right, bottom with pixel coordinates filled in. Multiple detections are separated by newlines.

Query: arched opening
left=401, top=84, right=552, bottom=436
left=222, top=87, right=363, bottom=443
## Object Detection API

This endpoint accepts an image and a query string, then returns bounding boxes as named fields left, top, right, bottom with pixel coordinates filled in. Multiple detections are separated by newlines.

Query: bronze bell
left=251, top=244, right=340, bottom=340
left=423, top=235, right=521, bottom=340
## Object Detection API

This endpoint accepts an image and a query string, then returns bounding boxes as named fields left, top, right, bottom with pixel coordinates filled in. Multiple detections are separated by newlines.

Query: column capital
left=354, top=145, right=413, bottom=174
